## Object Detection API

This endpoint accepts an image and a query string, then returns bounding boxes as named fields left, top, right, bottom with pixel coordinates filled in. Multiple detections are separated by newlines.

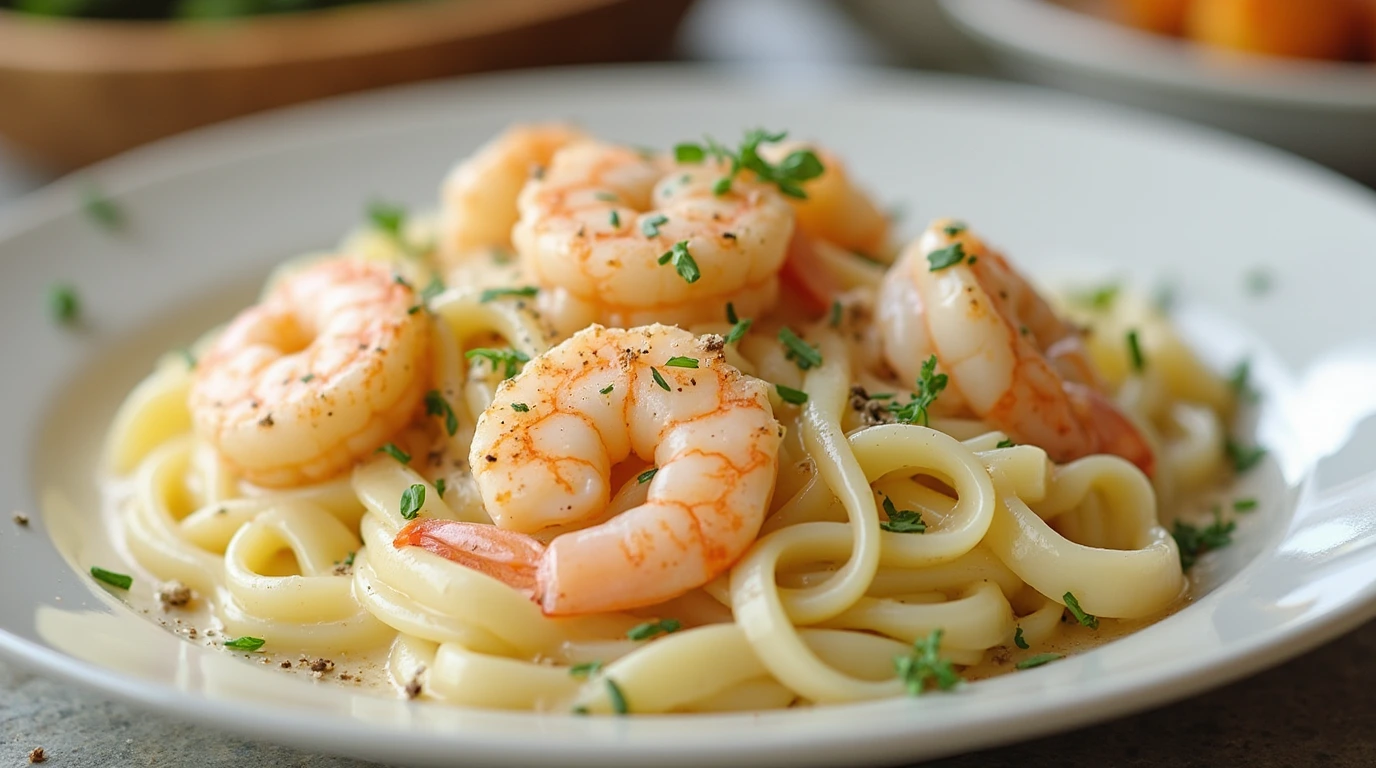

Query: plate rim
left=3, top=63, right=1376, bottom=767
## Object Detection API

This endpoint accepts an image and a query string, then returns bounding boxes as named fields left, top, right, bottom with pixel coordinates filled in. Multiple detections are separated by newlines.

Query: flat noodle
left=100, top=133, right=1238, bottom=715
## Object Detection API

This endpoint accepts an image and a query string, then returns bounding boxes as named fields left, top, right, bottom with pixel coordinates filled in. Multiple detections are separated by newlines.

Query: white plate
left=937, top=0, right=1376, bottom=183
left=2, top=66, right=1376, bottom=768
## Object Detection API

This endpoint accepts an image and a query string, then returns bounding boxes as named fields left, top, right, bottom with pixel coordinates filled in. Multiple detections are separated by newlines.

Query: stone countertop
left=3, top=621, right=1373, bottom=767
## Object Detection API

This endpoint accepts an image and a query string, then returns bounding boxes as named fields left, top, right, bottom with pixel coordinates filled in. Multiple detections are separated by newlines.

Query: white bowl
left=936, top=0, right=1376, bottom=183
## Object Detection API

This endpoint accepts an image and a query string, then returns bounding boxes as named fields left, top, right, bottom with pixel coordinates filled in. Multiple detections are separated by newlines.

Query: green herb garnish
left=223, top=636, right=265, bottom=652
left=1077, top=284, right=1120, bottom=310
left=725, top=319, right=752, bottom=345
left=893, top=628, right=960, bottom=695
left=1171, top=507, right=1235, bottom=570
left=657, top=240, right=701, bottom=284
left=627, top=619, right=681, bottom=641
left=778, top=327, right=823, bottom=371
left=465, top=347, right=530, bottom=379
left=433, top=478, right=446, bottom=499
left=367, top=201, right=406, bottom=238
left=996, top=439, right=1016, bottom=449
left=926, top=242, right=965, bottom=271
left=399, top=484, right=425, bottom=520
left=511, top=402, right=530, bottom=412
left=726, top=302, right=739, bottom=324
left=177, top=348, right=197, bottom=369
left=1228, top=359, right=1257, bottom=402
left=676, top=129, right=824, bottom=199
left=1233, top=498, right=1258, bottom=512
left=1126, top=330, right=1146, bottom=372
left=879, top=496, right=926, bottom=533
left=424, top=391, right=459, bottom=437
left=641, top=213, right=668, bottom=238
left=665, top=356, right=699, bottom=369
left=1225, top=439, right=1266, bottom=474
left=1245, top=268, right=1272, bottom=296
left=1062, top=592, right=1099, bottom=630
left=776, top=383, right=808, bottom=405
left=599, top=384, right=614, bottom=395
left=637, top=468, right=658, bottom=484
left=829, top=300, right=843, bottom=328
left=376, top=443, right=411, bottom=465
left=49, top=284, right=80, bottom=326
left=605, top=679, right=629, bottom=715
left=609, top=210, right=621, bottom=228
left=1015, top=653, right=1063, bottom=670
left=479, top=286, right=538, bottom=303
left=81, top=182, right=123, bottom=231
left=648, top=367, right=670, bottom=391
left=593, top=191, right=618, bottom=202
left=569, top=661, right=604, bottom=678
left=942, top=221, right=967, bottom=237
left=90, top=566, right=132, bottom=590
left=890, top=355, right=948, bottom=427
left=1013, top=627, right=1029, bottom=650
left=674, top=143, right=705, bottom=163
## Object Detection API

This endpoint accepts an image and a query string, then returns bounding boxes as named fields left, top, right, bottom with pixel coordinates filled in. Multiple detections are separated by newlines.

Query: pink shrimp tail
left=393, top=519, right=547, bottom=603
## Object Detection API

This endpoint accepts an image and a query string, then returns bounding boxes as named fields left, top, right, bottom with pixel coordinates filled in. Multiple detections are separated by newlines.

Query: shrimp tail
left=1065, top=382, right=1156, bottom=478
left=393, top=519, right=545, bottom=602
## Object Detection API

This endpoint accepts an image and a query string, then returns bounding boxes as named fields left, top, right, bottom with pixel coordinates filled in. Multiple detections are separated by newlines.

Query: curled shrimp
left=513, top=142, right=796, bottom=329
left=190, top=258, right=431, bottom=488
left=393, top=324, right=782, bottom=615
left=438, top=123, right=588, bottom=262
left=761, top=141, right=890, bottom=258
left=876, top=220, right=1155, bottom=475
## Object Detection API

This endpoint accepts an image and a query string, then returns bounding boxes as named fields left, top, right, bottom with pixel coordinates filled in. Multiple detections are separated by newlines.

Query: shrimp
left=438, top=123, right=588, bottom=263
left=394, top=324, right=782, bottom=615
left=760, top=141, right=890, bottom=258
left=876, top=220, right=1155, bottom=475
left=512, top=142, right=796, bottom=329
left=189, top=258, right=431, bottom=488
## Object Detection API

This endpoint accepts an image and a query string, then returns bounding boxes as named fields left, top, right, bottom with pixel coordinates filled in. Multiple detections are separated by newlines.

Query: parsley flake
left=1013, top=627, right=1029, bottom=650
left=829, top=300, right=843, bottom=328
left=665, top=356, right=699, bottom=369
left=49, top=284, right=79, bottom=326
left=1233, top=498, right=1258, bottom=512
left=674, top=143, right=705, bottom=163
left=657, top=240, right=701, bottom=283
left=996, top=439, right=1016, bottom=449
left=637, top=467, right=658, bottom=484
left=424, top=391, right=459, bottom=437
left=725, top=318, right=752, bottom=345
left=605, top=678, right=629, bottom=715
left=890, top=356, right=948, bottom=427
left=650, top=367, right=671, bottom=391
left=81, top=182, right=124, bottom=231
left=1062, top=591, right=1099, bottom=630
left=1076, top=284, right=1120, bottom=310
left=569, top=661, right=604, bottom=678
left=942, top=221, right=967, bottom=237
left=1225, top=439, right=1266, bottom=474
left=177, top=348, right=197, bottom=369
left=894, top=628, right=960, bottom=695
left=677, top=129, right=824, bottom=199
left=90, top=566, right=132, bottom=590
left=778, top=327, right=823, bottom=371
left=726, top=302, right=739, bottom=324
left=1126, top=330, right=1146, bottom=372
left=1228, top=359, right=1258, bottom=402
left=399, top=484, right=426, bottom=520
left=609, top=210, right=621, bottom=228
left=465, top=347, right=530, bottom=379
left=1016, top=653, right=1064, bottom=670
left=627, top=618, right=681, bottom=641
left=600, top=383, right=614, bottom=395
left=641, top=213, right=668, bottom=238
left=479, top=286, right=538, bottom=303
left=593, top=191, right=618, bottom=202
left=1171, top=507, right=1236, bottom=570
left=223, top=636, right=266, bottom=652
left=377, top=443, right=411, bottom=465
left=879, top=496, right=926, bottom=533
left=367, top=201, right=406, bottom=238
left=434, top=478, right=447, bottom=498
left=511, top=402, right=530, bottom=412
left=926, top=242, right=965, bottom=271
left=776, top=383, right=808, bottom=405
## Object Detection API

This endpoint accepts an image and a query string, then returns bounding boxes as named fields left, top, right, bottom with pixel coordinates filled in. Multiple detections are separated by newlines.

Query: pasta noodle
left=98, top=125, right=1242, bottom=714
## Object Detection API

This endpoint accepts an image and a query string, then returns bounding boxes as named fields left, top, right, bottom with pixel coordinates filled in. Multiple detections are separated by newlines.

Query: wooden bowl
left=0, top=0, right=695, bottom=170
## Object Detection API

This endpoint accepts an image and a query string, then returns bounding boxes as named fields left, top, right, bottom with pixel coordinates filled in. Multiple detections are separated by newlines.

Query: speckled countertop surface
left=2, top=2, right=1375, bottom=765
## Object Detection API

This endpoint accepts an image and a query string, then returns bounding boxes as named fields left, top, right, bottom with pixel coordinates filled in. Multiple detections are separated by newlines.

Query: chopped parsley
left=657, top=240, right=701, bottom=284
left=725, top=318, right=752, bottom=345
left=1013, top=627, right=1029, bottom=650
left=676, top=129, right=824, bottom=199
left=996, top=439, right=1016, bottom=449
left=1062, top=591, right=1099, bottom=630
left=367, top=201, right=406, bottom=238
left=726, top=302, right=740, bottom=324
left=609, top=210, right=621, bottom=228
left=479, top=286, right=538, bottom=303
left=926, top=242, right=965, bottom=271
left=177, top=348, right=197, bottom=369
left=1171, top=507, right=1235, bottom=570
left=605, top=678, right=629, bottom=715
left=90, top=566, right=132, bottom=590
left=1228, top=359, right=1257, bottom=402
left=890, top=355, right=948, bottom=427
left=300, top=373, right=314, bottom=383
left=424, top=391, right=459, bottom=437
left=894, top=629, right=960, bottom=695
left=81, top=182, right=123, bottom=231
left=879, top=496, right=926, bottom=533
left=399, top=483, right=426, bottom=520
left=637, top=467, right=658, bottom=484
left=942, top=221, right=967, bottom=237
left=376, top=443, right=411, bottom=465
left=600, top=383, right=614, bottom=395
left=434, top=478, right=447, bottom=498
left=465, top=347, right=530, bottom=379
left=829, top=300, right=843, bottom=328
left=776, top=383, right=808, bottom=405
left=778, top=327, right=823, bottom=370
left=421, top=276, right=445, bottom=303
left=1076, top=284, right=1120, bottom=310
left=1126, top=329, right=1146, bottom=372
left=1233, top=498, right=1258, bottom=512
left=511, top=402, right=530, bottom=413
left=641, top=213, right=668, bottom=238
left=569, top=661, right=604, bottom=678
left=665, top=356, right=699, bottom=369
left=223, top=636, right=266, bottom=652
left=49, top=284, right=79, bottom=325
left=1015, top=653, right=1063, bottom=670
left=1225, top=439, right=1266, bottom=474
left=339, top=551, right=357, bottom=567
left=627, top=618, right=681, bottom=641
left=593, top=191, right=618, bottom=202
left=650, top=367, right=671, bottom=391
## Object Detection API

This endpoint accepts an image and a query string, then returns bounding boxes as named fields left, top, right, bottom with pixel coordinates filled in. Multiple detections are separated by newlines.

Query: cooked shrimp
left=876, top=220, right=1155, bottom=475
left=394, top=324, right=782, bottom=615
left=438, top=123, right=588, bottom=263
left=189, top=258, right=431, bottom=488
left=513, top=142, right=796, bottom=329
left=760, top=141, right=890, bottom=258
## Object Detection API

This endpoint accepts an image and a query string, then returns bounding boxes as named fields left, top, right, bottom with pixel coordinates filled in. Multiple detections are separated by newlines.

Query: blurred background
left=1, top=0, right=1375, bottom=201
